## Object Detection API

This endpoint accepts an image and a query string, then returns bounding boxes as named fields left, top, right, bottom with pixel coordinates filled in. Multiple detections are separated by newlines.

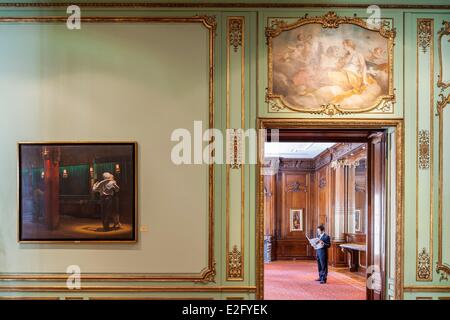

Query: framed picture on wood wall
left=290, top=208, right=303, bottom=232
left=18, top=142, right=137, bottom=243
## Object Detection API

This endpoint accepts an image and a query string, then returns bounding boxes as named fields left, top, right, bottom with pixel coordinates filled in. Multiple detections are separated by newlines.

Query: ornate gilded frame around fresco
left=265, top=12, right=396, bottom=116
left=0, top=15, right=216, bottom=284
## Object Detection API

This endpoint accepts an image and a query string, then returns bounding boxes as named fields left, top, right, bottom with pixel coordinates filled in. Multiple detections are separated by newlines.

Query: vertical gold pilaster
left=416, top=18, right=434, bottom=281
left=226, top=16, right=245, bottom=281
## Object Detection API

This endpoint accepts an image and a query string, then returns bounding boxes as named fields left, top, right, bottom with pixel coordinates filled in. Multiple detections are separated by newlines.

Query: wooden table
left=340, top=243, right=366, bottom=272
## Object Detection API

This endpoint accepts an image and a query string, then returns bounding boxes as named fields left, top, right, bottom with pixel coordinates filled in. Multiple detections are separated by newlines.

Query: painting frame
left=17, top=141, right=138, bottom=243
left=289, top=208, right=303, bottom=232
left=266, top=11, right=396, bottom=116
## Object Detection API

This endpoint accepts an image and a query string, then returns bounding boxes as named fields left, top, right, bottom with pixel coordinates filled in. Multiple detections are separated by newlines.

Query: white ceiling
left=264, top=142, right=336, bottom=159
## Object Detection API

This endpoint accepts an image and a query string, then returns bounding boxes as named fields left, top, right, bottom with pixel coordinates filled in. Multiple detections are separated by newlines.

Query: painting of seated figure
left=18, top=142, right=137, bottom=242
left=266, top=12, right=395, bottom=115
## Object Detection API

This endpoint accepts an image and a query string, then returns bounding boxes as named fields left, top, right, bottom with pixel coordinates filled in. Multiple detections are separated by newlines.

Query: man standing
left=315, top=225, right=331, bottom=284
left=92, top=172, right=120, bottom=231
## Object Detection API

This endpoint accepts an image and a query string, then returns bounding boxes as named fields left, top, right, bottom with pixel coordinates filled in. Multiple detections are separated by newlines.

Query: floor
left=264, top=260, right=366, bottom=300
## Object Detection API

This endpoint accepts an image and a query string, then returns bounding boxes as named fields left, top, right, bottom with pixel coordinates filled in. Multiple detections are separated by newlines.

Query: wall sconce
left=89, top=167, right=94, bottom=178
left=115, top=164, right=121, bottom=174
left=62, top=169, right=69, bottom=179
left=41, top=171, right=44, bottom=179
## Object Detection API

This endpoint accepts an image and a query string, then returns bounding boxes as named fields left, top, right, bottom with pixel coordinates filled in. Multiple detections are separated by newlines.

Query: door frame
left=256, top=118, right=404, bottom=300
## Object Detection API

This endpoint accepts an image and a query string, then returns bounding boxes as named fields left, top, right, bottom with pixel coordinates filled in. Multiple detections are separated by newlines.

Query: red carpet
left=264, top=260, right=366, bottom=300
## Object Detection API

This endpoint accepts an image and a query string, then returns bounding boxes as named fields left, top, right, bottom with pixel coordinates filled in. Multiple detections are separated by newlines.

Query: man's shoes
left=320, top=281, right=326, bottom=284
left=315, top=278, right=321, bottom=281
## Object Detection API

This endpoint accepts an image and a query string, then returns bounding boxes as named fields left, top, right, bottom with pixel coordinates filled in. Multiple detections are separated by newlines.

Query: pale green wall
left=0, top=1, right=449, bottom=299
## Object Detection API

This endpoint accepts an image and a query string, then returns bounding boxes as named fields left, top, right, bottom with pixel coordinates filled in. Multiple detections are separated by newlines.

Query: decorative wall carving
left=418, top=19, right=432, bottom=53
left=279, top=158, right=315, bottom=171
left=229, top=18, right=243, bottom=52
left=437, top=21, right=450, bottom=282
left=286, top=181, right=307, bottom=193
left=228, top=246, right=243, bottom=279
left=418, top=130, right=431, bottom=170
left=417, top=248, right=432, bottom=280
left=228, top=129, right=243, bottom=169
left=319, top=177, right=327, bottom=189
left=437, top=21, right=450, bottom=89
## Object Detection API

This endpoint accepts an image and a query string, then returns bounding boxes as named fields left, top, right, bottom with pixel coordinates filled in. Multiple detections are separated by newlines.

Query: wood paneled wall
left=274, top=171, right=315, bottom=259
left=264, top=143, right=368, bottom=262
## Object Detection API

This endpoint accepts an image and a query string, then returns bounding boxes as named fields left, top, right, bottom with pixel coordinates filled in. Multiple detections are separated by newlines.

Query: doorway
left=256, top=119, right=404, bottom=300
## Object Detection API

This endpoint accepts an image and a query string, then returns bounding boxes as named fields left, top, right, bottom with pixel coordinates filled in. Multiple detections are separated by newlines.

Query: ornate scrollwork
left=195, top=261, right=217, bottom=283
left=313, top=104, right=347, bottom=116
left=287, top=181, right=307, bottom=193
left=418, top=130, right=431, bottom=170
left=198, top=14, right=217, bottom=33
left=229, top=18, right=243, bottom=52
left=374, top=100, right=394, bottom=113
left=437, top=93, right=450, bottom=115
left=417, top=248, right=432, bottom=280
left=437, top=263, right=450, bottom=281
left=437, top=21, right=450, bottom=89
left=228, top=245, right=243, bottom=279
left=418, top=19, right=432, bottom=53
left=227, top=129, right=243, bottom=169
left=319, top=177, right=327, bottom=189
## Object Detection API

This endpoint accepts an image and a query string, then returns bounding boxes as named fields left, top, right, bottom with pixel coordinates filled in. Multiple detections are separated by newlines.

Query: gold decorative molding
left=228, top=245, right=243, bottom=280
left=404, top=286, right=450, bottom=292
left=437, top=63, right=450, bottom=282
left=0, top=284, right=256, bottom=293
left=257, top=118, right=404, bottom=300
left=417, top=248, right=432, bottom=280
left=226, top=16, right=245, bottom=283
left=418, top=130, right=430, bottom=170
left=1, top=3, right=450, bottom=9
left=437, top=93, right=450, bottom=114
left=437, top=265, right=449, bottom=281
left=229, top=18, right=243, bottom=52
left=195, top=261, right=217, bottom=283
left=0, top=15, right=216, bottom=284
left=416, top=19, right=434, bottom=283
left=418, top=19, right=432, bottom=53
left=228, top=129, right=243, bottom=169
left=265, top=11, right=396, bottom=115
left=437, top=21, right=450, bottom=90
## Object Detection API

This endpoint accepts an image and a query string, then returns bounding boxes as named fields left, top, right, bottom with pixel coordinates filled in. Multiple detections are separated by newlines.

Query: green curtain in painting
left=60, top=164, right=90, bottom=196
left=94, top=162, right=115, bottom=180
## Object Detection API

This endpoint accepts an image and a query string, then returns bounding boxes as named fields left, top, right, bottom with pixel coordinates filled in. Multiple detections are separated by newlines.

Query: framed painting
left=290, top=208, right=303, bottom=232
left=18, top=142, right=137, bottom=243
left=266, top=11, right=396, bottom=115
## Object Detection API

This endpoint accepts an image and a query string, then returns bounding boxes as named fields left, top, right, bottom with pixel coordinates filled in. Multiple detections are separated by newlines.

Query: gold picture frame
left=0, top=14, right=216, bottom=284
left=289, top=209, right=303, bottom=232
left=265, top=11, right=396, bottom=116
left=18, top=142, right=138, bottom=243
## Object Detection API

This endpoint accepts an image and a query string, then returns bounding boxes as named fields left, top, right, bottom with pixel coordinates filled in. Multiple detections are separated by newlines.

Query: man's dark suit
left=316, top=233, right=331, bottom=282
